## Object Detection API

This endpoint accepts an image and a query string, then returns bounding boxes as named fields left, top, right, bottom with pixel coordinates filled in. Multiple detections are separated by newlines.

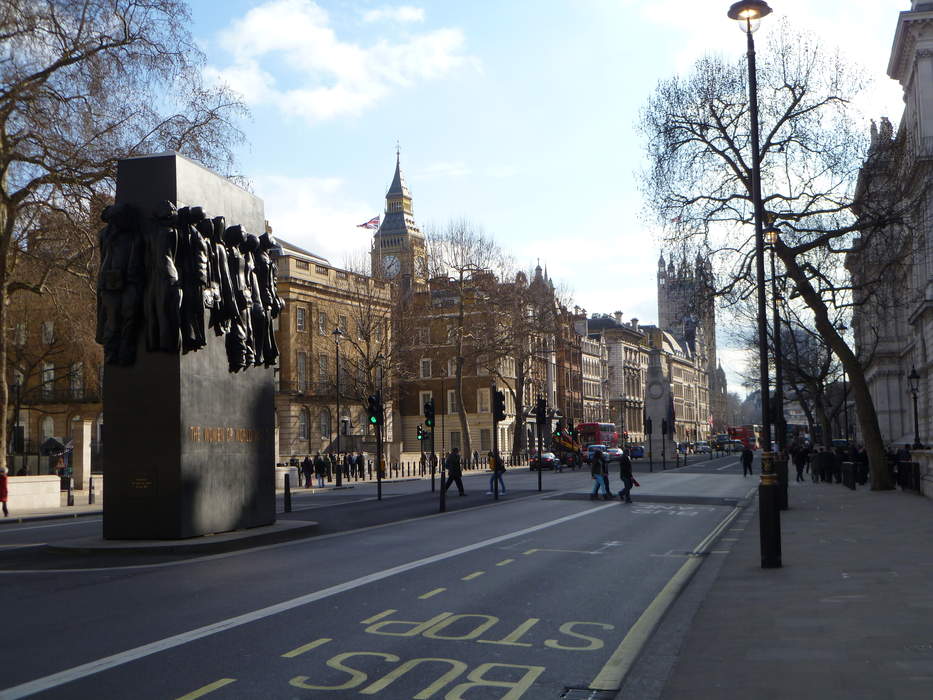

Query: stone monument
left=101, top=153, right=276, bottom=539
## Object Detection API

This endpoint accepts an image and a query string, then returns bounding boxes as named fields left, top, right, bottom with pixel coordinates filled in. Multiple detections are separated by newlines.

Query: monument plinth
left=102, top=153, right=275, bottom=539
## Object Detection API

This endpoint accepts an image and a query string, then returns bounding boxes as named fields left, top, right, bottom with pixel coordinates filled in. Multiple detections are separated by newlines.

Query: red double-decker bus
left=576, top=422, right=619, bottom=448
left=728, top=425, right=761, bottom=449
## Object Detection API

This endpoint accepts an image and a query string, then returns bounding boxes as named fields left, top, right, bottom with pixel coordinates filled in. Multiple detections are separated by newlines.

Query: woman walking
left=0, top=465, right=9, bottom=517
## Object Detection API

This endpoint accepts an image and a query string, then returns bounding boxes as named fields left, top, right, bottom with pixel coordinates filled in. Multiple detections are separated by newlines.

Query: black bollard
left=67, top=477, right=75, bottom=506
left=284, top=473, right=292, bottom=513
left=88, top=475, right=96, bottom=505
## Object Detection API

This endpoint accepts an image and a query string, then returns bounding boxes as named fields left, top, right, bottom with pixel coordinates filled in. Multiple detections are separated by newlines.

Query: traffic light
left=553, top=420, right=563, bottom=438
left=417, top=424, right=424, bottom=441
left=535, top=398, right=547, bottom=426
left=645, top=417, right=653, bottom=435
left=367, top=393, right=382, bottom=426
left=493, top=390, right=506, bottom=422
left=661, top=418, right=668, bottom=436
left=423, top=398, right=435, bottom=428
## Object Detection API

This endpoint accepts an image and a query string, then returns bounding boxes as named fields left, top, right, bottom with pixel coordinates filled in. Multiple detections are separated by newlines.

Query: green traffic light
left=370, top=415, right=377, bottom=424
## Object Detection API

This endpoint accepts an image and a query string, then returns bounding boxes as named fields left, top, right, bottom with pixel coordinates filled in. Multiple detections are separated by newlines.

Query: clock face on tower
left=382, top=255, right=401, bottom=278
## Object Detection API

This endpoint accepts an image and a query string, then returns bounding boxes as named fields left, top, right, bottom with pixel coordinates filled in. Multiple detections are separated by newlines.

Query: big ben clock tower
left=371, top=149, right=427, bottom=290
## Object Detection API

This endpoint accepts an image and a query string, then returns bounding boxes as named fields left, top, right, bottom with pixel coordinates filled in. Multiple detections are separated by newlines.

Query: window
left=41, top=416, right=55, bottom=442
left=318, top=312, right=327, bottom=335
left=476, top=354, right=488, bottom=376
left=315, top=265, right=328, bottom=275
left=447, top=358, right=457, bottom=377
left=41, top=321, right=54, bottom=345
left=450, top=431, right=461, bottom=451
left=296, top=259, right=310, bottom=270
left=297, top=352, right=308, bottom=392
left=477, top=388, right=490, bottom=413
left=417, top=327, right=429, bottom=345
left=318, top=354, right=329, bottom=381
left=297, top=409, right=309, bottom=441
left=42, top=362, right=54, bottom=399
left=319, top=408, right=331, bottom=438
left=420, top=359, right=432, bottom=379
left=13, top=323, right=26, bottom=346
left=336, top=270, right=347, bottom=280
left=338, top=315, right=348, bottom=334
left=447, top=389, right=457, bottom=414
left=296, top=307, right=307, bottom=332
left=480, top=428, right=491, bottom=452
left=69, top=362, right=83, bottom=399
left=374, top=321, right=383, bottom=342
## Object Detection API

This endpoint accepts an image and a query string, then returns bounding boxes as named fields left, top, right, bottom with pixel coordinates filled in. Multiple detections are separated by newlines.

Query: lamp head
left=909, top=365, right=920, bottom=394
left=332, top=327, right=343, bottom=342
left=765, top=226, right=780, bottom=246
left=727, top=0, right=772, bottom=33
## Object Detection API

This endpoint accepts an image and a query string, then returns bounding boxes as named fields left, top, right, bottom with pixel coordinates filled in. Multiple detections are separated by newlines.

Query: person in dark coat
left=313, top=453, right=326, bottom=487
left=741, top=445, right=754, bottom=477
left=590, top=450, right=610, bottom=499
left=301, top=455, right=313, bottom=488
left=792, top=444, right=809, bottom=482
left=619, top=450, right=634, bottom=503
left=443, top=447, right=466, bottom=496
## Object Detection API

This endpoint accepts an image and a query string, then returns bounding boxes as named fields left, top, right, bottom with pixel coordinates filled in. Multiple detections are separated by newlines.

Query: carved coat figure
left=176, top=206, right=209, bottom=353
left=222, top=224, right=255, bottom=372
left=241, top=233, right=268, bottom=367
left=256, top=232, right=284, bottom=366
left=205, top=216, right=239, bottom=337
left=144, top=200, right=182, bottom=352
left=96, top=203, right=144, bottom=365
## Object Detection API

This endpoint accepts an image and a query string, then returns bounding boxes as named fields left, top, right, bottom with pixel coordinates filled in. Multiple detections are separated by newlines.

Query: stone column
left=73, top=420, right=92, bottom=490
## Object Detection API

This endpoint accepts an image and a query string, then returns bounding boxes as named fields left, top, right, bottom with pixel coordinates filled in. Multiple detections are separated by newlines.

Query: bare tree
left=639, top=21, right=900, bottom=488
left=0, top=0, right=246, bottom=472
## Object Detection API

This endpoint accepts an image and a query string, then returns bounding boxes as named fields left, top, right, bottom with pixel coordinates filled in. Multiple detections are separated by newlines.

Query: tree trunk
left=511, top=355, right=526, bottom=457
left=779, top=245, right=893, bottom=489
left=0, top=200, right=10, bottom=474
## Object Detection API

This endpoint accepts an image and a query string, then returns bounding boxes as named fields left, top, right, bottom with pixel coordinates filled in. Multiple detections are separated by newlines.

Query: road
left=0, top=453, right=755, bottom=699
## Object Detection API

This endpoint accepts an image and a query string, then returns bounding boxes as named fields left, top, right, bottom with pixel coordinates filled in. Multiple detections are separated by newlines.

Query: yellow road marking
left=175, top=678, right=236, bottom=700
left=590, top=505, right=742, bottom=691
left=419, top=588, right=446, bottom=599
left=360, top=609, right=397, bottom=624
left=281, top=637, right=332, bottom=658
left=523, top=549, right=538, bottom=555
left=496, top=558, right=515, bottom=566
left=462, top=571, right=485, bottom=581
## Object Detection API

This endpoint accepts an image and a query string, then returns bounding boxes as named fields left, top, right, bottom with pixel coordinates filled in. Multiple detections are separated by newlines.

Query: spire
left=386, top=143, right=409, bottom=199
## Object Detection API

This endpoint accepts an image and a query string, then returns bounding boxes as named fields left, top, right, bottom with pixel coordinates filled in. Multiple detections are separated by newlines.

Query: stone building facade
left=848, top=2, right=933, bottom=448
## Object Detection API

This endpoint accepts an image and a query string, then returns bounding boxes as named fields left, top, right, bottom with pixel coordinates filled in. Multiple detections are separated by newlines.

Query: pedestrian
left=473, top=450, right=480, bottom=470
left=356, top=452, right=366, bottom=479
left=301, top=455, right=313, bottom=488
left=487, top=451, right=506, bottom=495
left=343, top=452, right=352, bottom=480
left=792, top=444, right=808, bottom=482
left=618, top=449, right=634, bottom=503
left=741, top=445, right=754, bottom=477
left=313, top=453, right=326, bottom=488
left=0, top=465, right=9, bottom=517
left=443, top=447, right=466, bottom=496
left=590, top=449, right=610, bottom=500
left=313, top=452, right=326, bottom=487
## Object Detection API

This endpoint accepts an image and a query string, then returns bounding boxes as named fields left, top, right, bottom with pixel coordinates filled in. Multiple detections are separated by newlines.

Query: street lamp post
left=767, top=227, right=788, bottom=511
left=908, top=365, right=922, bottom=450
left=333, top=327, right=344, bottom=488
left=836, top=325, right=850, bottom=443
left=728, top=0, right=781, bottom=568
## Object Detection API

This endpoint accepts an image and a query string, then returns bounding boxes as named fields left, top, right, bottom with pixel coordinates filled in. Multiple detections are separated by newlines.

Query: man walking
left=443, top=447, right=466, bottom=496
left=301, top=455, right=313, bottom=488
left=312, top=453, right=326, bottom=488
left=741, top=445, right=754, bottom=477
left=618, top=449, right=634, bottom=503
left=590, top=449, right=610, bottom=500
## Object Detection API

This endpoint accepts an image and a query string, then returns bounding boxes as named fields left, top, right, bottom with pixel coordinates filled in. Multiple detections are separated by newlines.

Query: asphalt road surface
left=0, top=453, right=755, bottom=699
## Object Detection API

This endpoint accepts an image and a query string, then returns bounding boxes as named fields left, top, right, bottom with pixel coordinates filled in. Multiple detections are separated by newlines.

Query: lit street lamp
left=908, top=365, right=922, bottom=450
left=728, top=0, right=781, bottom=568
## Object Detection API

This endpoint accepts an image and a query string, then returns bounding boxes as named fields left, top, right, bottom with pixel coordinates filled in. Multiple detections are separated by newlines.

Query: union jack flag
left=357, top=216, right=380, bottom=229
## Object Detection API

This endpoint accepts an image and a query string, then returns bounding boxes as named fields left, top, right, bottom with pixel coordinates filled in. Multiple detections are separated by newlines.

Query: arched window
left=297, top=409, right=309, bottom=441
left=41, top=416, right=55, bottom=442
left=319, top=408, right=331, bottom=439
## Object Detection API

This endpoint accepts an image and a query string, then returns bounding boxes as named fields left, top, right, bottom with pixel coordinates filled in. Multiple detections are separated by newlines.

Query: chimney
left=631, top=318, right=639, bottom=330
left=613, top=311, right=623, bottom=325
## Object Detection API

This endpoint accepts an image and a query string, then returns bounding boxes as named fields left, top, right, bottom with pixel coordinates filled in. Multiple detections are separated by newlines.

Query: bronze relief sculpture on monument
left=97, top=199, right=283, bottom=373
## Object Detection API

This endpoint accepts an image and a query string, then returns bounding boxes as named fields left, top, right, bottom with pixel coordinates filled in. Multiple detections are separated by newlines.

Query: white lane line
left=0, top=502, right=618, bottom=700
left=0, top=518, right=102, bottom=533
left=716, top=464, right=734, bottom=471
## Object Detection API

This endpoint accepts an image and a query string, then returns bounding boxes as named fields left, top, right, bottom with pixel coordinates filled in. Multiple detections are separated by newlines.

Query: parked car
left=584, top=444, right=607, bottom=463
left=629, top=444, right=645, bottom=458
left=605, top=447, right=624, bottom=462
left=695, top=441, right=711, bottom=453
left=530, top=452, right=560, bottom=470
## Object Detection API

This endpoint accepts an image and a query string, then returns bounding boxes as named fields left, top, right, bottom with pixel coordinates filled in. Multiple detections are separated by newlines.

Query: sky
left=190, top=0, right=911, bottom=394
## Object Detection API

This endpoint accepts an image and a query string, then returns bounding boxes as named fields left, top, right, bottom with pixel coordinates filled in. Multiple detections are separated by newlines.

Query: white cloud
left=363, top=6, right=425, bottom=24
left=207, top=0, right=471, bottom=123
left=254, top=174, right=377, bottom=267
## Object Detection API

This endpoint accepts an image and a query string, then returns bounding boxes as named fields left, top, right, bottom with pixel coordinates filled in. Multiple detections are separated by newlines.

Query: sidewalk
left=657, top=479, right=933, bottom=699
